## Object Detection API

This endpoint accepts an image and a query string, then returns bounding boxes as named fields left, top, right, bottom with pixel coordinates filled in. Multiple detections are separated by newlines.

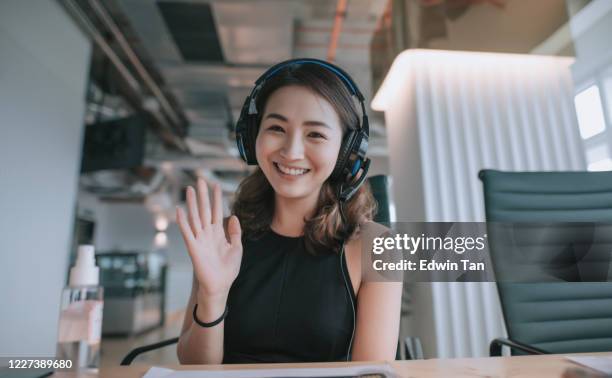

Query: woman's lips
left=273, top=162, right=310, bottom=178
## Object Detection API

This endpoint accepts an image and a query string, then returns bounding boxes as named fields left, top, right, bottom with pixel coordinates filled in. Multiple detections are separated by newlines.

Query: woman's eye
left=308, top=132, right=326, bottom=139
left=267, top=125, right=284, bottom=132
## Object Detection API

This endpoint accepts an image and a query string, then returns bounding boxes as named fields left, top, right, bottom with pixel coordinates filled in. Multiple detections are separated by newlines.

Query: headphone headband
left=256, top=58, right=364, bottom=101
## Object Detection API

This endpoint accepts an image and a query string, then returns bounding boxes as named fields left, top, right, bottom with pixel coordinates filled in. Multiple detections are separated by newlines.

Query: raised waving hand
left=176, top=178, right=243, bottom=310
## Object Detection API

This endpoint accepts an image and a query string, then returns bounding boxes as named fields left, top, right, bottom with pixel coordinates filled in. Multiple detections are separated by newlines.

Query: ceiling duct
left=80, top=167, right=165, bottom=199
left=157, top=1, right=225, bottom=62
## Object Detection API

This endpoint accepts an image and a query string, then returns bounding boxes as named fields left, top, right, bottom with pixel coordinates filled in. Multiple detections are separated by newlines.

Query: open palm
left=176, top=178, right=243, bottom=299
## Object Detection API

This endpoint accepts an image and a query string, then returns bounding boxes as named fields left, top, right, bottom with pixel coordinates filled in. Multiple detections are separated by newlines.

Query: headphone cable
left=338, top=188, right=356, bottom=361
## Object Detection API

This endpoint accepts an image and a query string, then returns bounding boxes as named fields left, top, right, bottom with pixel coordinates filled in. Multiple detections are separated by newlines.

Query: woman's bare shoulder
left=355, top=221, right=391, bottom=239
left=346, top=221, right=389, bottom=245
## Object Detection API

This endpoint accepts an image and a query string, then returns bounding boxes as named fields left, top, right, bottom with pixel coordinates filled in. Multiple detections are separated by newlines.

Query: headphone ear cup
left=236, top=96, right=258, bottom=165
left=236, top=128, right=247, bottom=162
left=245, top=114, right=259, bottom=164
left=332, top=130, right=357, bottom=182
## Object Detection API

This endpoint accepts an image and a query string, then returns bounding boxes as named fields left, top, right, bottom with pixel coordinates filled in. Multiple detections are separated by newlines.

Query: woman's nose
left=280, top=134, right=304, bottom=160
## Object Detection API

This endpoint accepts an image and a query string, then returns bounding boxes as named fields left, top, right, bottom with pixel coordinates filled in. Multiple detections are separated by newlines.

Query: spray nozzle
left=69, top=245, right=99, bottom=287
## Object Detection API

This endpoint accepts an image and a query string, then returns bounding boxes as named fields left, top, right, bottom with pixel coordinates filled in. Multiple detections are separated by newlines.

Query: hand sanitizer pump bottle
left=56, top=245, right=104, bottom=371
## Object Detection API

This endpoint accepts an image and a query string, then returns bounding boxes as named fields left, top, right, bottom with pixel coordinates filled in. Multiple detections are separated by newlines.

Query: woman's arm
left=350, top=281, right=403, bottom=360
left=349, top=222, right=403, bottom=361
left=176, top=273, right=228, bottom=364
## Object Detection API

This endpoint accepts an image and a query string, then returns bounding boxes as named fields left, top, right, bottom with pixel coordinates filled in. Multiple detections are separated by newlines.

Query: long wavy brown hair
left=232, top=62, right=377, bottom=255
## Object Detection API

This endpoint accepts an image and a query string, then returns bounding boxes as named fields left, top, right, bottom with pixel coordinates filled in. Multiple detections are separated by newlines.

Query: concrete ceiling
left=113, top=0, right=388, bottom=157
left=424, top=0, right=571, bottom=54
left=108, top=0, right=571, bottom=162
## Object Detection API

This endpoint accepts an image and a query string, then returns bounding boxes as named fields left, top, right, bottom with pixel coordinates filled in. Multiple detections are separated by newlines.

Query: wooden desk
left=51, top=353, right=612, bottom=378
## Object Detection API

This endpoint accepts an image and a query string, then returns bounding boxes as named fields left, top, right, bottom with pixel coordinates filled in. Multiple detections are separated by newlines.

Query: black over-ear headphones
left=235, top=58, right=371, bottom=203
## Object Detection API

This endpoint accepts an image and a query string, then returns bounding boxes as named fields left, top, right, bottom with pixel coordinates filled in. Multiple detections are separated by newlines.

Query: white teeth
left=276, top=163, right=309, bottom=176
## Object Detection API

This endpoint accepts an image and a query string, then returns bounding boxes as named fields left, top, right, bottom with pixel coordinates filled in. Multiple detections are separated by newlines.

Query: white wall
left=0, top=1, right=91, bottom=356
left=95, top=203, right=158, bottom=252
left=88, top=201, right=192, bottom=315
left=569, top=0, right=612, bottom=84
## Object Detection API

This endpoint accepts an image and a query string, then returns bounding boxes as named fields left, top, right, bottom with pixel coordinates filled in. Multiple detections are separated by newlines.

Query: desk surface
left=51, top=353, right=612, bottom=378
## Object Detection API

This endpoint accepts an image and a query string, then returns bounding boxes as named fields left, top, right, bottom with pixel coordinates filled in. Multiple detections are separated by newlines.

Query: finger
left=227, top=215, right=242, bottom=248
left=186, top=186, right=202, bottom=235
left=176, top=206, right=195, bottom=247
left=197, top=178, right=211, bottom=227
left=177, top=208, right=202, bottom=275
left=211, top=183, right=223, bottom=225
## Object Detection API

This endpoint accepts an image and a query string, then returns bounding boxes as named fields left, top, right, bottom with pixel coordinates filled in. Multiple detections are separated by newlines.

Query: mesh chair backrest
left=367, top=175, right=391, bottom=224
left=479, top=169, right=612, bottom=354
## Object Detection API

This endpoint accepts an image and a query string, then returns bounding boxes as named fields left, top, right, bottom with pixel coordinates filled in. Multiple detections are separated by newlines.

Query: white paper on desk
left=567, top=356, right=612, bottom=375
left=143, top=363, right=396, bottom=378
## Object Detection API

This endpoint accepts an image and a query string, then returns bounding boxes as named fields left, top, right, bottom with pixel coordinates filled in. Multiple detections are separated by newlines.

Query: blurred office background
left=1, top=0, right=611, bottom=365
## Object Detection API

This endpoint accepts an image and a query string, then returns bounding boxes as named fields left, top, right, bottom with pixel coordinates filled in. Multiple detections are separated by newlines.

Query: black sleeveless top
left=223, top=229, right=356, bottom=363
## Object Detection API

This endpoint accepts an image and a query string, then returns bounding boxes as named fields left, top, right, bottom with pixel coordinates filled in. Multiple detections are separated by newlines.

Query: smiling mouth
left=273, top=162, right=311, bottom=176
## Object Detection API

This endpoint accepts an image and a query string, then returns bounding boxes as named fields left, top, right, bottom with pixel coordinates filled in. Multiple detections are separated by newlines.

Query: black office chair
left=122, top=175, right=422, bottom=364
left=369, top=175, right=423, bottom=360
left=479, top=169, right=612, bottom=356
left=368, top=175, right=391, bottom=225
left=121, top=337, right=179, bottom=365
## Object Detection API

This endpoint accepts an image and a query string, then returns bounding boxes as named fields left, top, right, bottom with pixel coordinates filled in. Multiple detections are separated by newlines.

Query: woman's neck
left=271, top=192, right=319, bottom=237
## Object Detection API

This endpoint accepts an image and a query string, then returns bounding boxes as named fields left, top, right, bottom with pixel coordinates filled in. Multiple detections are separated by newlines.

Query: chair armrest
left=404, top=336, right=424, bottom=360
left=489, top=337, right=548, bottom=357
left=121, top=337, right=180, bottom=365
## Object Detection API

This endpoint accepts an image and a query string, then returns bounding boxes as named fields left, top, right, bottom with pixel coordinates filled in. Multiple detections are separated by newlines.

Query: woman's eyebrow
left=303, top=120, right=331, bottom=129
left=264, top=113, right=288, bottom=122
left=264, top=113, right=331, bottom=129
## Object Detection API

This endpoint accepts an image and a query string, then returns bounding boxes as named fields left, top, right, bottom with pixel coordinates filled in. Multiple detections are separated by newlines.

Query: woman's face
left=256, top=85, right=344, bottom=201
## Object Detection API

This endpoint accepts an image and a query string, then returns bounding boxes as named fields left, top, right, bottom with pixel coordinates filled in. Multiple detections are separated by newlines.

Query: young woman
left=176, top=59, right=402, bottom=364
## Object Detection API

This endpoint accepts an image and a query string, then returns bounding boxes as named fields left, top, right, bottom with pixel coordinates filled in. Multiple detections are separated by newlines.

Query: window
left=588, top=158, right=612, bottom=171
left=575, top=79, right=612, bottom=171
left=575, top=85, right=605, bottom=139
left=604, top=75, right=612, bottom=123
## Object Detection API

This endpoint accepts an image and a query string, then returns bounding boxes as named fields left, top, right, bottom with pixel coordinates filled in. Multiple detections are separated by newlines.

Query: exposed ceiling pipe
left=298, top=26, right=375, bottom=34
left=196, top=169, right=239, bottom=194
left=88, top=0, right=184, bottom=132
left=327, top=0, right=348, bottom=62
left=131, top=169, right=166, bottom=196
left=145, top=157, right=247, bottom=172
left=61, top=0, right=141, bottom=94
left=373, top=0, right=392, bottom=34
left=298, top=42, right=385, bottom=50
left=60, top=0, right=187, bottom=151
